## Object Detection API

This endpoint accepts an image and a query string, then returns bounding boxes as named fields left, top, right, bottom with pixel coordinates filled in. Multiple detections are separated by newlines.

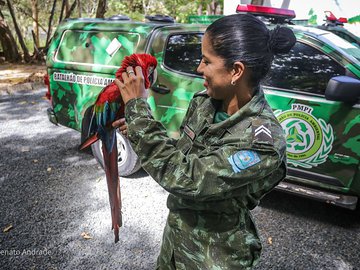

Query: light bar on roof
left=325, top=11, right=337, bottom=21
left=338, top=17, right=348, bottom=23
left=324, top=11, right=348, bottom=24
left=236, top=4, right=296, bottom=19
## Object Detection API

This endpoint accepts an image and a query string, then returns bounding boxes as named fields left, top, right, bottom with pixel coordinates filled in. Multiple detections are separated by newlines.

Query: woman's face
left=197, top=33, right=234, bottom=100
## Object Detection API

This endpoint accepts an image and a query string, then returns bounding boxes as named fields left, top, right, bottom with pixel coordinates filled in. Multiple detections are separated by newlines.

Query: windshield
left=324, top=32, right=360, bottom=61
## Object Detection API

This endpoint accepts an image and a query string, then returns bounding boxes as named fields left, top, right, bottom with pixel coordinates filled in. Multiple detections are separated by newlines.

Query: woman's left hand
left=114, top=66, right=147, bottom=105
left=112, top=118, right=127, bottom=136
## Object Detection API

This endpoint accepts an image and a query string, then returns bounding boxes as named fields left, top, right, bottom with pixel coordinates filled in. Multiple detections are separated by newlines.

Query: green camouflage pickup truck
left=45, top=7, right=360, bottom=209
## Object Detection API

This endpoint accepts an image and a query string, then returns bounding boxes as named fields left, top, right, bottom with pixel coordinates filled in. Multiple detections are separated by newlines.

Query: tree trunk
left=197, top=3, right=203, bottom=15
left=142, top=0, right=147, bottom=15
left=95, top=0, right=107, bottom=18
left=31, top=0, right=39, bottom=48
left=143, top=0, right=153, bottom=16
left=207, top=1, right=216, bottom=15
left=65, top=0, right=77, bottom=18
left=65, top=0, right=70, bottom=14
left=128, top=0, right=133, bottom=12
left=0, top=9, right=21, bottom=62
left=206, top=2, right=212, bottom=15
left=45, top=0, right=57, bottom=47
left=251, top=0, right=265, bottom=5
left=215, top=0, right=222, bottom=15
left=6, top=0, right=31, bottom=62
left=78, top=0, right=82, bottom=17
left=59, top=0, right=67, bottom=23
left=206, top=0, right=222, bottom=15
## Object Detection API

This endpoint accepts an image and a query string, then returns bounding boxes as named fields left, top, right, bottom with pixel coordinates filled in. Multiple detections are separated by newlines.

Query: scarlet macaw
left=79, top=54, right=158, bottom=243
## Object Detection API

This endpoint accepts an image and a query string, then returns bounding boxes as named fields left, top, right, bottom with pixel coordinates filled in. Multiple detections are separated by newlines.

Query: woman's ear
left=231, top=61, right=245, bottom=84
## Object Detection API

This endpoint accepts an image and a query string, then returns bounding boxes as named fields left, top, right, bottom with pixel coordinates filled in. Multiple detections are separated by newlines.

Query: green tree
left=0, top=2, right=21, bottom=62
left=0, top=0, right=224, bottom=62
left=6, top=0, right=31, bottom=61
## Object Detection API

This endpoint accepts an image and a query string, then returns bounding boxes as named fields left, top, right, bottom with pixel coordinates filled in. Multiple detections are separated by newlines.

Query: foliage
left=0, top=0, right=223, bottom=61
left=106, top=0, right=206, bottom=23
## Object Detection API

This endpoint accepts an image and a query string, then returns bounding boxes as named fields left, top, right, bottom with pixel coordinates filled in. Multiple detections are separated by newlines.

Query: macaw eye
left=148, top=66, right=154, bottom=75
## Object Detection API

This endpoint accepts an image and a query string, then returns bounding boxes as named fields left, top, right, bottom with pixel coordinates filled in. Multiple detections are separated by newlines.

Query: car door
left=49, top=27, right=144, bottom=131
left=146, top=26, right=206, bottom=138
left=262, top=40, right=360, bottom=193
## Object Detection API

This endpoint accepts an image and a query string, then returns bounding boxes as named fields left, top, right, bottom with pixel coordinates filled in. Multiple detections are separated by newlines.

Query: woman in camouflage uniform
left=115, top=14, right=296, bottom=270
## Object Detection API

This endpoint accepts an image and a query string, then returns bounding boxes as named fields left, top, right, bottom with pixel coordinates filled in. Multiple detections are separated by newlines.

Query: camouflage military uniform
left=125, top=88, right=287, bottom=269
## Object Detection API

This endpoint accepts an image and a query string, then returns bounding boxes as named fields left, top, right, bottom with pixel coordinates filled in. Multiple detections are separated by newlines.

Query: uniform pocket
left=176, top=134, right=192, bottom=155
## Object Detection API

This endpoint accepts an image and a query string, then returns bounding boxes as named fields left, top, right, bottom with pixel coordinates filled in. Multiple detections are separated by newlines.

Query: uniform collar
left=207, top=88, right=266, bottom=134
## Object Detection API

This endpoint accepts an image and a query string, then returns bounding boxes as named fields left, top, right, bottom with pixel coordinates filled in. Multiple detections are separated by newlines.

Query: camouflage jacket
left=125, top=89, right=287, bottom=269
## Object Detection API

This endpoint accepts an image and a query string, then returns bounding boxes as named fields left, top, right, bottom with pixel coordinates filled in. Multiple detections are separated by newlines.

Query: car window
left=264, top=42, right=346, bottom=95
left=56, top=30, right=140, bottom=67
left=164, top=33, right=203, bottom=76
left=332, top=31, right=357, bottom=45
left=324, top=32, right=360, bottom=59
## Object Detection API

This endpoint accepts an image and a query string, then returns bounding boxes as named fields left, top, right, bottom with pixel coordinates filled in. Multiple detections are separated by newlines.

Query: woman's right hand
left=114, top=66, right=147, bottom=105
left=112, top=118, right=127, bottom=136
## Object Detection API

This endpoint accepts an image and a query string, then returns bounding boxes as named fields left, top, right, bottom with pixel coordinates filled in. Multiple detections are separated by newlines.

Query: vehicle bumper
left=276, top=181, right=358, bottom=210
left=47, top=107, right=58, bottom=125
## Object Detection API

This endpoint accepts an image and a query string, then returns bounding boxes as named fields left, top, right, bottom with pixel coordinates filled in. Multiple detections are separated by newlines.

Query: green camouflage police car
left=45, top=6, right=360, bottom=209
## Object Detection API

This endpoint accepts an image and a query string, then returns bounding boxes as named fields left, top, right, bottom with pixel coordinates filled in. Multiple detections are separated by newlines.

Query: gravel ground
left=1, top=88, right=360, bottom=270
left=0, top=88, right=167, bottom=270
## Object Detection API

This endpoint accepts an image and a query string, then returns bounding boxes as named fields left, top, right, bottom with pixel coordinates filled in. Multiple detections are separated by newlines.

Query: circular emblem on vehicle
left=274, top=104, right=334, bottom=168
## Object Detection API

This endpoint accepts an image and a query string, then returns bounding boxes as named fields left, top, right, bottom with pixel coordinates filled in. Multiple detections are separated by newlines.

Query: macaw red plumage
left=79, top=53, right=157, bottom=243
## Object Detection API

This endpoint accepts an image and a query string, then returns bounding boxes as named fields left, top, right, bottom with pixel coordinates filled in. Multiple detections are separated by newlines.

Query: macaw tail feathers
left=102, top=138, right=122, bottom=243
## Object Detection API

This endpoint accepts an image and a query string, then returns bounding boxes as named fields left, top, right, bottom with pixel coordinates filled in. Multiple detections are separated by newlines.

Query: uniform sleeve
left=125, top=98, right=285, bottom=201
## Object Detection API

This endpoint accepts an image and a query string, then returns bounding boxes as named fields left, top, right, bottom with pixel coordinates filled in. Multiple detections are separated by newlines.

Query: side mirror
left=325, top=76, right=360, bottom=104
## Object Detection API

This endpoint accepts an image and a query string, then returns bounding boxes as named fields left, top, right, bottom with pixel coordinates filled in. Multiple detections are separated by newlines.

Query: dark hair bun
left=268, top=26, right=296, bottom=54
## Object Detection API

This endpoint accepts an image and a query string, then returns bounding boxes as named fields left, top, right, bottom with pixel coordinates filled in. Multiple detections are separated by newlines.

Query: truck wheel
left=91, top=131, right=141, bottom=176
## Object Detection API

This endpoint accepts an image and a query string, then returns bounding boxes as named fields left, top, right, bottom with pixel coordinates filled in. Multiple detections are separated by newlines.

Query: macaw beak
left=148, top=68, right=157, bottom=87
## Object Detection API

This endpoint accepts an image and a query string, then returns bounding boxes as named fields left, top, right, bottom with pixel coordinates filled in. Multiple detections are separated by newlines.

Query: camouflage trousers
left=156, top=210, right=261, bottom=270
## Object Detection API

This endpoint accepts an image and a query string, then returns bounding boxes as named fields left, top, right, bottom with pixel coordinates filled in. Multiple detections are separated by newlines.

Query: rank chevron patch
left=252, top=121, right=273, bottom=145
left=255, top=125, right=272, bottom=138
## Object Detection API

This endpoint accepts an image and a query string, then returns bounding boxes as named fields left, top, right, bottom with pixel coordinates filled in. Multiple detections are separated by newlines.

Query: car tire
left=91, top=131, right=141, bottom=177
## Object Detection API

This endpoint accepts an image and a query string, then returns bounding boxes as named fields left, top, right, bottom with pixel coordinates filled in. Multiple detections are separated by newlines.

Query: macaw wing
left=79, top=82, right=122, bottom=152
